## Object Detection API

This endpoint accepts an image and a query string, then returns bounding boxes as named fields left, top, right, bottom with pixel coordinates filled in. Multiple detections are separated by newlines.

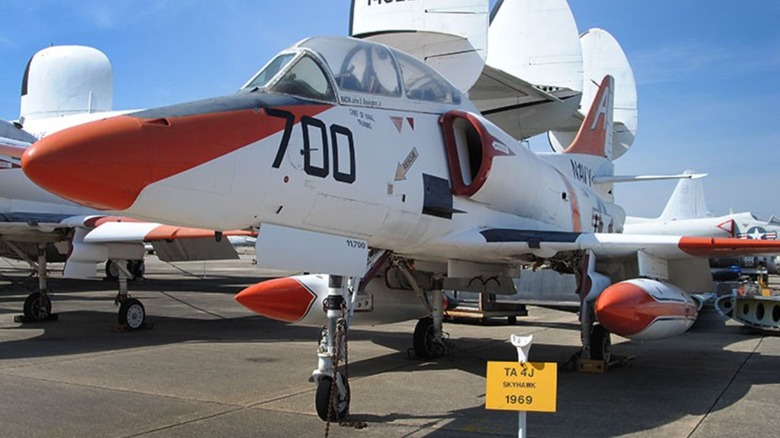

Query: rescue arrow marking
left=394, top=147, right=418, bottom=181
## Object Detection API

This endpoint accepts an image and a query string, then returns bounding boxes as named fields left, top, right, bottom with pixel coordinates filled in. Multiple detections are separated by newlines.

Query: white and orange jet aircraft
left=20, top=34, right=780, bottom=420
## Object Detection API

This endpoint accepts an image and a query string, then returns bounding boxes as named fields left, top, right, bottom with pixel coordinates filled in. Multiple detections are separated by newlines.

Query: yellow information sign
left=485, top=361, right=557, bottom=412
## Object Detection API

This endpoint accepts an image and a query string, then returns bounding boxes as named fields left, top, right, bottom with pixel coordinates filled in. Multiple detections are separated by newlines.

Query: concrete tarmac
left=2, top=256, right=780, bottom=437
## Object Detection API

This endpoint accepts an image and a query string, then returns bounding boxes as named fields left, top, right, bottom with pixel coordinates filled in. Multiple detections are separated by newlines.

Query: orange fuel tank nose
left=235, top=277, right=318, bottom=323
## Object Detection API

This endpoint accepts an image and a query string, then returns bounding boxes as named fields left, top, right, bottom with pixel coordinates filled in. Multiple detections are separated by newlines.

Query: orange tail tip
left=563, top=75, right=614, bottom=158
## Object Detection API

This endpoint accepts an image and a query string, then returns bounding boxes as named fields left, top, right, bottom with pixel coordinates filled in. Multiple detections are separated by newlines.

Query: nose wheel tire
left=590, top=324, right=612, bottom=362
left=315, top=373, right=350, bottom=422
left=23, top=292, right=52, bottom=322
left=118, top=298, right=146, bottom=330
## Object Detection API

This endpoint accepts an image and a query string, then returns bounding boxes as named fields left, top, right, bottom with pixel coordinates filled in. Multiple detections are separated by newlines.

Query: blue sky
left=1, top=1, right=778, bottom=219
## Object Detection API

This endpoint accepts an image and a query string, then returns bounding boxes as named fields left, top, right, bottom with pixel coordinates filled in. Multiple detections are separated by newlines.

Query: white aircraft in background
left=22, top=0, right=780, bottom=418
left=625, top=170, right=780, bottom=274
left=0, top=45, right=253, bottom=329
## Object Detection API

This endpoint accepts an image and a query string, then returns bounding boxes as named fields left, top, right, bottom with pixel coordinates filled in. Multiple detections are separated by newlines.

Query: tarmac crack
left=154, top=288, right=229, bottom=320
left=0, top=372, right=249, bottom=408
left=687, top=335, right=764, bottom=437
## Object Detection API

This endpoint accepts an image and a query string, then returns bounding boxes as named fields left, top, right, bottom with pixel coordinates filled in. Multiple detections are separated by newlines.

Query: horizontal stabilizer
left=351, top=0, right=489, bottom=92
left=592, top=172, right=707, bottom=185
left=470, top=64, right=581, bottom=140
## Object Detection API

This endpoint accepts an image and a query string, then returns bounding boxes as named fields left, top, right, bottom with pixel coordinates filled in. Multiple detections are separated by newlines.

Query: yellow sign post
left=485, top=335, right=557, bottom=438
left=485, top=361, right=557, bottom=412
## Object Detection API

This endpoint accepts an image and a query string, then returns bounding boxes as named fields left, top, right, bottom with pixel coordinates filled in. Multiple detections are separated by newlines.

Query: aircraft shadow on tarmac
left=3, top=270, right=780, bottom=436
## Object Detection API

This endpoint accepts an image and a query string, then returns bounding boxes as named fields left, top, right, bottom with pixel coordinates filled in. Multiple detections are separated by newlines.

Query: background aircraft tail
left=658, top=170, right=711, bottom=221
left=487, top=0, right=582, bottom=97
left=20, top=45, right=113, bottom=122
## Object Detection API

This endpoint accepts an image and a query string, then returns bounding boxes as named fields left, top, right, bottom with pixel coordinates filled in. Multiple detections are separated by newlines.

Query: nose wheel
left=315, top=372, right=350, bottom=421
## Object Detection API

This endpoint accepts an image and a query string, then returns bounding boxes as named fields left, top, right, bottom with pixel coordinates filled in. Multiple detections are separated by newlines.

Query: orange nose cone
left=235, top=278, right=317, bottom=323
left=594, top=282, right=653, bottom=337
left=22, top=115, right=150, bottom=210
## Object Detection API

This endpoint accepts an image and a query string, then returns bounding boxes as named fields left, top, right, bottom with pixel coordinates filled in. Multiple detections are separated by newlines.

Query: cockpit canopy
left=241, top=36, right=461, bottom=106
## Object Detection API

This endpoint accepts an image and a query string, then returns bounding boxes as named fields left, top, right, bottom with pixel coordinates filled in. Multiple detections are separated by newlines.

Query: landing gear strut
left=112, top=258, right=147, bottom=330
left=105, top=259, right=144, bottom=282
left=13, top=244, right=57, bottom=323
left=589, top=324, right=612, bottom=362
left=312, top=275, right=351, bottom=422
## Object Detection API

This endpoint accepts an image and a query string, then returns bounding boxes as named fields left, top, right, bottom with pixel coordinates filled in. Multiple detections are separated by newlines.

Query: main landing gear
left=412, top=298, right=448, bottom=359
left=111, top=258, right=148, bottom=330
left=589, top=324, right=612, bottom=362
left=12, top=244, right=57, bottom=324
left=401, top=265, right=449, bottom=359
left=571, top=250, right=619, bottom=371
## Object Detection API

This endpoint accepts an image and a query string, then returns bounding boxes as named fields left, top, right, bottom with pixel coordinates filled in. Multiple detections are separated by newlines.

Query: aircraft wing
left=71, top=216, right=256, bottom=262
left=434, top=228, right=780, bottom=262
left=0, top=212, right=255, bottom=277
left=469, top=65, right=581, bottom=140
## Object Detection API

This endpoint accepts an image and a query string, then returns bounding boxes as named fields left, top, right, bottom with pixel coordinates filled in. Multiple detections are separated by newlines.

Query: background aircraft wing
left=1, top=119, right=35, bottom=159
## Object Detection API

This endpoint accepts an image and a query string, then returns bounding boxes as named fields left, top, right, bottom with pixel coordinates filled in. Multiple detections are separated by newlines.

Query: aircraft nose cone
left=235, top=277, right=317, bottom=323
left=22, top=115, right=157, bottom=210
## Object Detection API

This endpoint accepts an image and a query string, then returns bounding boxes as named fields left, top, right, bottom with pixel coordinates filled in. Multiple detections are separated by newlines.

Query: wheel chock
left=14, top=313, right=59, bottom=323
left=108, top=322, right=153, bottom=332
left=576, top=358, right=607, bottom=373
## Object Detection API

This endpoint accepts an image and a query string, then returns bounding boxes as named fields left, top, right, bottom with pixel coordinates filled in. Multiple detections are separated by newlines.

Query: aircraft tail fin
left=563, top=75, right=614, bottom=159
left=350, top=0, right=489, bottom=92
left=658, top=170, right=711, bottom=221
left=549, top=28, right=637, bottom=160
left=20, top=45, right=113, bottom=121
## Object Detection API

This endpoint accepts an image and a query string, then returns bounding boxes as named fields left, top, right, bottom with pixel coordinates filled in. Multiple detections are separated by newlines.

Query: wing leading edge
left=429, top=228, right=780, bottom=262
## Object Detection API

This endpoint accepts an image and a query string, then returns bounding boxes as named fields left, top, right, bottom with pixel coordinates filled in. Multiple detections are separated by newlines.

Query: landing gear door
left=255, top=224, right=367, bottom=277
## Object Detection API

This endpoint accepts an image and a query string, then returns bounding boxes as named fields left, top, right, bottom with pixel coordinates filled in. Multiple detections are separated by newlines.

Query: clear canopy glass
left=242, top=36, right=461, bottom=105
